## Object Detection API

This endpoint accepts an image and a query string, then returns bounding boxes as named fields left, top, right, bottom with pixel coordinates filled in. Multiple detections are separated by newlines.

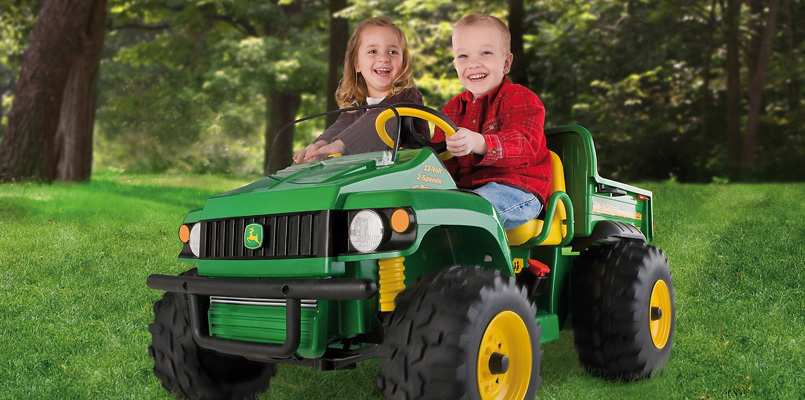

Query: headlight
left=189, top=223, right=201, bottom=257
left=349, top=210, right=385, bottom=253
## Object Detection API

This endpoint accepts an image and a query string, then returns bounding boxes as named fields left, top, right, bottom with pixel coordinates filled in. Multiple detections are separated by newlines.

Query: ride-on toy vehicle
left=147, top=104, right=675, bottom=400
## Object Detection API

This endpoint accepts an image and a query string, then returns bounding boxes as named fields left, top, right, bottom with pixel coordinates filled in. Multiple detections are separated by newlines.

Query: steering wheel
left=374, top=103, right=457, bottom=161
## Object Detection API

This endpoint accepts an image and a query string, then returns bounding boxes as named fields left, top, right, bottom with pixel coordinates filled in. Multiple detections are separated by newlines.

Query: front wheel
left=379, top=266, right=541, bottom=400
left=148, top=269, right=277, bottom=400
left=571, top=241, right=675, bottom=380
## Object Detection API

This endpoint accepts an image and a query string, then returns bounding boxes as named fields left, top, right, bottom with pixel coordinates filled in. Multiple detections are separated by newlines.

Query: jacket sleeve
left=338, top=87, right=427, bottom=155
left=432, top=98, right=461, bottom=177
left=477, top=89, right=546, bottom=168
left=314, top=111, right=357, bottom=144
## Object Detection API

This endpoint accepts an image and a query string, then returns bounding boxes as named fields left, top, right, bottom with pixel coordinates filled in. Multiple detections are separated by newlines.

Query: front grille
left=208, top=300, right=318, bottom=347
left=210, top=296, right=319, bottom=308
left=200, top=211, right=327, bottom=259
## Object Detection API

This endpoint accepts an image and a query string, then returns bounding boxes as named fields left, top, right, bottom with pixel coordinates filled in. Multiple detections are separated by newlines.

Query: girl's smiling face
left=452, top=24, right=513, bottom=99
left=355, top=26, right=404, bottom=98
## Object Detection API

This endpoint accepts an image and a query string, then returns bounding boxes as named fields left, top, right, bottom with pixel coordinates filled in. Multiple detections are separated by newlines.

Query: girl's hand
left=445, top=128, right=487, bottom=157
left=294, top=141, right=327, bottom=164
left=304, top=140, right=346, bottom=162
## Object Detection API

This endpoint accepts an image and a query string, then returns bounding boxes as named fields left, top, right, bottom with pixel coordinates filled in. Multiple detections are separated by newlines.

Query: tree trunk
left=325, top=0, right=348, bottom=127
left=746, top=0, right=764, bottom=82
left=698, top=0, right=718, bottom=182
left=508, top=0, right=526, bottom=85
left=783, top=0, right=800, bottom=113
left=0, top=0, right=91, bottom=183
left=724, top=0, right=742, bottom=178
left=264, top=91, right=301, bottom=175
left=742, top=0, right=782, bottom=177
left=54, top=0, right=107, bottom=182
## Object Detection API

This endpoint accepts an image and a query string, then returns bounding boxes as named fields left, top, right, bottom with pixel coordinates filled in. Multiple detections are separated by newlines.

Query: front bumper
left=147, top=274, right=377, bottom=360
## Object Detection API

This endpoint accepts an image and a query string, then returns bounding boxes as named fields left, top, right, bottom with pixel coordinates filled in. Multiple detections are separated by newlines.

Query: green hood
left=200, top=149, right=456, bottom=220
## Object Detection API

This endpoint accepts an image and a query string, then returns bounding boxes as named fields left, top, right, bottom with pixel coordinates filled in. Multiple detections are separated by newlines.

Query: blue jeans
left=472, top=182, right=543, bottom=230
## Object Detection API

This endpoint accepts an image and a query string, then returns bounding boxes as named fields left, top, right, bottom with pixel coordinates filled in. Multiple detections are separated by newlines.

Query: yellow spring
left=378, top=257, right=406, bottom=312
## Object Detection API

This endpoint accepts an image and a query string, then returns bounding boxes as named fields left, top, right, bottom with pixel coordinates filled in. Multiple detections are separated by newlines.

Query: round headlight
left=349, top=210, right=385, bottom=253
left=189, top=223, right=201, bottom=257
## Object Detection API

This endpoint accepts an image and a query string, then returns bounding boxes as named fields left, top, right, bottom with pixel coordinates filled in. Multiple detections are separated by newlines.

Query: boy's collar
left=458, top=76, right=511, bottom=110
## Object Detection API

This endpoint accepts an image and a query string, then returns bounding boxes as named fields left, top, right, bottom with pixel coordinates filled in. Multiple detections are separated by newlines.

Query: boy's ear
left=503, top=53, right=514, bottom=74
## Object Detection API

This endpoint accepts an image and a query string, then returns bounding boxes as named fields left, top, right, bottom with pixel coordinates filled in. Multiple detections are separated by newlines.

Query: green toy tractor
left=147, top=105, right=675, bottom=400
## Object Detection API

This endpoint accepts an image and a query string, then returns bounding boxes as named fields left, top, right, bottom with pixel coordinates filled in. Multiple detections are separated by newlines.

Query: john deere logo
left=244, top=223, right=264, bottom=250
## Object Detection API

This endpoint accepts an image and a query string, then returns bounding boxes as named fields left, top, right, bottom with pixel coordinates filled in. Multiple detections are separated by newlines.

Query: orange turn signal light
left=179, top=225, right=191, bottom=243
left=390, top=209, right=410, bottom=233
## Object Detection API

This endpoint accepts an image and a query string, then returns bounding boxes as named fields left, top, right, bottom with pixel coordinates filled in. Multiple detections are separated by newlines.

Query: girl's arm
left=293, top=140, right=328, bottom=164
left=303, top=140, right=346, bottom=162
left=334, top=87, right=427, bottom=155
left=315, top=111, right=357, bottom=144
left=294, top=106, right=359, bottom=163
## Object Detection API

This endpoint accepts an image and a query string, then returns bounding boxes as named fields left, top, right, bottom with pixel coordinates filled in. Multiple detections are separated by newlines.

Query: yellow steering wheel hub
left=476, top=311, right=531, bottom=400
left=374, top=106, right=457, bottom=161
left=649, top=280, right=672, bottom=349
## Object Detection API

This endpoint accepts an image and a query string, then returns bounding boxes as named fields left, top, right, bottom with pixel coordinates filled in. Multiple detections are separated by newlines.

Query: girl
left=294, top=16, right=427, bottom=163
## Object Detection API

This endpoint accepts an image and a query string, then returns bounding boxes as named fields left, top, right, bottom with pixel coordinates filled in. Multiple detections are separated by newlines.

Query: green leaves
left=3, top=0, right=802, bottom=179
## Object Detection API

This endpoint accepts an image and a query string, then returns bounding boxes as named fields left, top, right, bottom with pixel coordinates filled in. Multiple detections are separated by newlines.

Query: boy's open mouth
left=468, top=73, right=488, bottom=82
left=374, top=68, right=391, bottom=76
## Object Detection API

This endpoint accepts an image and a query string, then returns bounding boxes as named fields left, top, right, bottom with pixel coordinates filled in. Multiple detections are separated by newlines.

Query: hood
left=200, top=149, right=456, bottom=220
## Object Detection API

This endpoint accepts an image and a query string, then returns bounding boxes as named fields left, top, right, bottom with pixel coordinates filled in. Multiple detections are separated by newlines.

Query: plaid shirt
left=433, top=77, right=552, bottom=203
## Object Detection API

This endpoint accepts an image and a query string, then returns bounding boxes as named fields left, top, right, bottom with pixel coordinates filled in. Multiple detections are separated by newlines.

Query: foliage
left=1, top=0, right=803, bottom=180
left=525, top=0, right=804, bottom=181
left=1, top=176, right=803, bottom=398
left=95, top=0, right=328, bottom=174
left=0, top=0, right=41, bottom=137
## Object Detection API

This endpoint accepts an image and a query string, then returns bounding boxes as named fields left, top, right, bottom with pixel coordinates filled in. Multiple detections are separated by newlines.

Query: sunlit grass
left=0, top=176, right=803, bottom=399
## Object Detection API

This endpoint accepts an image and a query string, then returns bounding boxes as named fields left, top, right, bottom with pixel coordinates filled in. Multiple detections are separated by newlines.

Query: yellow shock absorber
left=378, top=257, right=406, bottom=312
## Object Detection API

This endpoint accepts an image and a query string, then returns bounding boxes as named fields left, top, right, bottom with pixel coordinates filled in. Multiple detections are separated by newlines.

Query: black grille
left=200, top=211, right=325, bottom=259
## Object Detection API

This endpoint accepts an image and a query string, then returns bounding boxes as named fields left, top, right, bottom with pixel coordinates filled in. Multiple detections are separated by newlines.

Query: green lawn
left=0, top=175, right=803, bottom=399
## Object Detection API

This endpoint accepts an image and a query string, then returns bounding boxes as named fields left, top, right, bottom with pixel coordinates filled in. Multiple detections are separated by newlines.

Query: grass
left=0, top=174, right=803, bottom=399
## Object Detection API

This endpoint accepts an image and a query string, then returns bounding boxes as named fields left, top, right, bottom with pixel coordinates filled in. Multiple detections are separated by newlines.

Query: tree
left=0, top=1, right=41, bottom=137
left=104, top=0, right=327, bottom=175
left=325, top=0, right=349, bottom=127
left=0, top=0, right=106, bottom=183
left=741, top=0, right=782, bottom=176
left=55, top=0, right=108, bottom=182
left=4, top=0, right=788, bottom=181
left=698, top=0, right=718, bottom=182
left=723, top=0, right=742, bottom=178
left=508, top=0, right=526, bottom=85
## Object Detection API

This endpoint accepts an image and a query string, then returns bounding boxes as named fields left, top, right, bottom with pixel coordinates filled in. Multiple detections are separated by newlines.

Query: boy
left=432, top=14, right=552, bottom=229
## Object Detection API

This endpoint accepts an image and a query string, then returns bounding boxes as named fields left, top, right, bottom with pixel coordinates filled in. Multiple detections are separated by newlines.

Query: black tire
left=379, top=266, right=541, bottom=400
left=148, top=269, right=277, bottom=400
left=571, top=241, right=675, bottom=380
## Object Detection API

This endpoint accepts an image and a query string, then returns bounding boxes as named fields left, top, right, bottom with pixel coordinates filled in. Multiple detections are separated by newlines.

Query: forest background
left=0, top=0, right=803, bottom=183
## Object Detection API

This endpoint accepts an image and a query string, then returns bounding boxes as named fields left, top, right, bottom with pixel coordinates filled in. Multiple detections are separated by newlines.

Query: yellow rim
left=374, top=107, right=456, bottom=160
left=477, top=311, right=531, bottom=400
left=649, top=280, right=672, bottom=349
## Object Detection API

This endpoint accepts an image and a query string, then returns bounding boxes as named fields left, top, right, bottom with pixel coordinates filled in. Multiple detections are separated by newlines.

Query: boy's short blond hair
left=454, top=14, right=511, bottom=54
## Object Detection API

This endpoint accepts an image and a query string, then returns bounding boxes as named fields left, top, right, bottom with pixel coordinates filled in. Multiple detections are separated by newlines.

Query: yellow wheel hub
left=649, top=280, right=672, bottom=349
left=477, top=311, right=531, bottom=400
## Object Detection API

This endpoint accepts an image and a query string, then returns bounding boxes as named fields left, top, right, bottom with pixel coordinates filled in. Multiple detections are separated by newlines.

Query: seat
left=505, top=151, right=568, bottom=246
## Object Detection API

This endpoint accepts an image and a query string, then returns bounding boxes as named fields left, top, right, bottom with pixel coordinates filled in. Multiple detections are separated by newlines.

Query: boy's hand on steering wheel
left=445, top=128, right=487, bottom=157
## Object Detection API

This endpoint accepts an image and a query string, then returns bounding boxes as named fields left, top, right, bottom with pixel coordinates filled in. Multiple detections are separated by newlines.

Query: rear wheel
left=148, top=269, right=277, bottom=400
left=379, top=266, right=541, bottom=400
left=571, top=241, right=675, bottom=380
